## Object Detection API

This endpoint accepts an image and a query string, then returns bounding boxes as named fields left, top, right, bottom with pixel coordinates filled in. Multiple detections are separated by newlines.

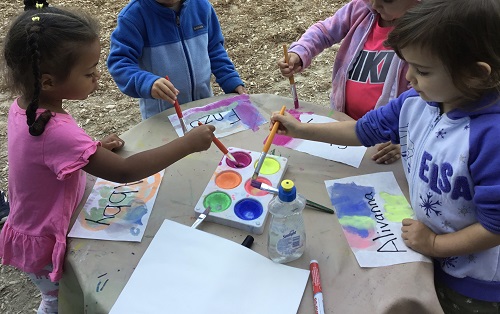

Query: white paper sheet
left=325, top=172, right=430, bottom=267
left=272, top=113, right=367, bottom=168
left=110, top=219, right=310, bottom=314
left=68, top=171, right=164, bottom=242
left=168, top=94, right=267, bottom=138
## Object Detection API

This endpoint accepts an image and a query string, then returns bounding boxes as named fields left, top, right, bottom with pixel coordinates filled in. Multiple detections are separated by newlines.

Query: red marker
left=197, top=121, right=238, bottom=164
left=165, top=75, right=187, bottom=134
left=310, top=260, right=325, bottom=314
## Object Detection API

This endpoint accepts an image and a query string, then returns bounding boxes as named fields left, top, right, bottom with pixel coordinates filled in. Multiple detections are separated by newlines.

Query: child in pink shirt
left=278, top=0, right=419, bottom=165
left=0, top=1, right=216, bottom=313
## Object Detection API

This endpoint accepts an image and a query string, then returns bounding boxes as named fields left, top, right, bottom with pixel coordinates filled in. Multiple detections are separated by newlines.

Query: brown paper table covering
left=59, top=94, right=443, bottom=314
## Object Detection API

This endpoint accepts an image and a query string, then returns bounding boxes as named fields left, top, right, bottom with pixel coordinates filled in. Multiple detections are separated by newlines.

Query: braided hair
left=2, top=1, right=100, bottom=136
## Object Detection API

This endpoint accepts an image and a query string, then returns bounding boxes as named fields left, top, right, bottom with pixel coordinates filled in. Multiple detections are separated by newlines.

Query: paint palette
left=194, top=147, right=288, bottom=234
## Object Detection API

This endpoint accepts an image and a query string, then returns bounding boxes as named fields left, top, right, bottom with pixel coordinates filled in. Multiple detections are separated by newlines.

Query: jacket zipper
left=176, top=13, right=196, bottom=101
left=410, top=110, right=442, bottom=201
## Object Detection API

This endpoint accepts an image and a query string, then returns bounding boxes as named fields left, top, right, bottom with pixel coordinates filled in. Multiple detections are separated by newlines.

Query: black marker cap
left=241, top=235, right=254, bottom=249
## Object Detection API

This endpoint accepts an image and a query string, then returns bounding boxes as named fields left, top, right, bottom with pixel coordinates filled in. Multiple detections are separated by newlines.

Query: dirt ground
left=0, top=0, right=346, bottom=312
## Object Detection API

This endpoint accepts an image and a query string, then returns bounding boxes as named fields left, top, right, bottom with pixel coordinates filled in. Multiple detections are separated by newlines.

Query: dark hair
left=1, top=1, right=100, bottom=136
left=386, top=0, right=500, bottom=100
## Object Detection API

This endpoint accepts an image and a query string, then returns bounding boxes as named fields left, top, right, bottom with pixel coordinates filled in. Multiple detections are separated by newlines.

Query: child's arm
left=99, top=134, right=124, bottom=151
left=271, top=111, right=361, bottom=146
left=402, top=219, right=500, bottom=257
left=234, top=85, right=247, bottom=94
left=372, top=142, right=401, bottom=165
left=82, top=124, right=215, bottom=183
left=151, top=77, right=179, bottom=105
left=206, top=6, right=245, bottom=94
left=277, top=52, right=303, bottom=78
left=288, top=0, right=363, bottom=70
left=107, top=18, right=160, bottom=100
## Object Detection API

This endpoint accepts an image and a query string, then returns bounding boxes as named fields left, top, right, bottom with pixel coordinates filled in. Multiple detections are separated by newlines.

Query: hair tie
left=32, top=16, right=40, bottom=21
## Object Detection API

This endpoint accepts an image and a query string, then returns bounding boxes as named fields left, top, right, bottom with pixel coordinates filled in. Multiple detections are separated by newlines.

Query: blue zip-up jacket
left=107, top=0, right=244, bottom=119
left=356, top=89, right=500, bottom=302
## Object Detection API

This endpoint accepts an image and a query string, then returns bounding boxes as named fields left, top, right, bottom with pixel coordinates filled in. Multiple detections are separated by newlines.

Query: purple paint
left=272, top=134, right=294, bottom=146
left=184, top=94, right=266, bottom=131
left=226, top=151, right=252, bottom=168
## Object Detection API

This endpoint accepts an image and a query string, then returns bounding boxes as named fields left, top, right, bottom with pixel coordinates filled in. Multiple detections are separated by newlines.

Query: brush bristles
left=250, top=180, right=261, bottom=188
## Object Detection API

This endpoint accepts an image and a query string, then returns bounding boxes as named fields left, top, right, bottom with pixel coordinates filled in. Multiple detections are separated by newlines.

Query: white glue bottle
left=267, top=179, right=306, bottom=263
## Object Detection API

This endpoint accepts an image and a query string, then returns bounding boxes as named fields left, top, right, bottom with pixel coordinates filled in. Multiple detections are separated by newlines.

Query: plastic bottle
left=267, top=179, right=306, bottom=263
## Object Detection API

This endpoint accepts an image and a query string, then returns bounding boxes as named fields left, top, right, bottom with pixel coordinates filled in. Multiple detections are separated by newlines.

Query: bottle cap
left=278, top=179, right=296, bottom=202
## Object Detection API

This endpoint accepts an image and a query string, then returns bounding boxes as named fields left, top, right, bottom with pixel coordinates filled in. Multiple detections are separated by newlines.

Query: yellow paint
left=338, top=215, right=375, bottom=229
left=257, top=157, right=280, bottom=175
left=380, top=192, right=413, bottom=222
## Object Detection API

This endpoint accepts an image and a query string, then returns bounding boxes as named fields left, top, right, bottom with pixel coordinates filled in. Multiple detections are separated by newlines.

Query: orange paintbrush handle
left=263, top=105, right=286, bottom=153
left=282, top=44, right=295, bottom=85
left=197, top=121, right=229, bottom=154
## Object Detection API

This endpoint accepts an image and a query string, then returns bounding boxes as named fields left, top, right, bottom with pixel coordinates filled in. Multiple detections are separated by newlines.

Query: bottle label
left=276, top=230, right=302, bottom=255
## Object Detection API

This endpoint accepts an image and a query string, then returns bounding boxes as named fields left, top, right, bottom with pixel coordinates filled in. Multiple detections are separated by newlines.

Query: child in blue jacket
left=108, top=0, right=246, bottom=119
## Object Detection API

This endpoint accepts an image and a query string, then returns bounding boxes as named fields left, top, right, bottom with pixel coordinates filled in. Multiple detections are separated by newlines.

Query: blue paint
left=329, top=183, right=375, bottom=218
left=234, top=198, right=263, bottom=220
left=344, top=225, right=370, bottom=238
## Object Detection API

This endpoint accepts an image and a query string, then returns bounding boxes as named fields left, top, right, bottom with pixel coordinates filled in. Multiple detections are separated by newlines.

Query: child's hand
left=270, top=111, right=301, bottom=137
left=100, top=134, right=124, bottom=151
left=184, top=124, right=216, bottom=153
left=372, top=142, right=401, bottom=164
left=277, top=52, right=303, bottom=77
left=401, top=218, right=437, bottom=256
left=234, top=85, right=247, bottom=94
left=151, top=77, right=179, bottom=104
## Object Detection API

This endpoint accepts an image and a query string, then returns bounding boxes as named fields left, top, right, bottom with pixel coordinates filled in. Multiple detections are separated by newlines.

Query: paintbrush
left=250, top=180, right=334, bottom=214
left=192, top=206, right=211, bottom=229
left=197, top=121, right=242, bottom=167
left=283, top=44, right=299, bottom=109
left=251, top=105, right=287, bottom=180
left=165, top=75, right=188, bottom=135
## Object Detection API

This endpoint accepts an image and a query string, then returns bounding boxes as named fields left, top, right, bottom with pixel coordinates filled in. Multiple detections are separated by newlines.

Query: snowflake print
left=441, top=220, right=452, bottom=230
left=464, top=124, right=470, bottom=131
left=466, top=254, right=476, bottom=263
left=458, top=206, right=470, bottom=217
left=441, top=256, right=458, bottom=268
left=435, top=128, right=447, bottom=138
left=419, top=192, right=442, bottom=217
left=459, top=154, right=467, bottom=164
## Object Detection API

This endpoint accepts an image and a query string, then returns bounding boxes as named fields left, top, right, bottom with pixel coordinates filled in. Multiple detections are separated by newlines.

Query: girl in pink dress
left=0, top=1, right=216, bottom=313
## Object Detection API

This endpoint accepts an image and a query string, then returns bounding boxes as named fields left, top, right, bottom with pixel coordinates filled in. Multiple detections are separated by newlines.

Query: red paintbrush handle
left=211, top=137, right=229, bottom=155
left=165, top=75, right=183, bottom=118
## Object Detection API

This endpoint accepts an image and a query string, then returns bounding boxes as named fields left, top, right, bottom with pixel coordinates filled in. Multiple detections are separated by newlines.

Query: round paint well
left=244, top=177, right=272, bottom=196
left=226, top=151, right=252, bottom=169
left=254, top=157, right=281, bottom=175
left=234, top=198, right=263, bottom=221
left=203, top=191, right=232, bottom=213
left=215, top=170, right=242, bottom=189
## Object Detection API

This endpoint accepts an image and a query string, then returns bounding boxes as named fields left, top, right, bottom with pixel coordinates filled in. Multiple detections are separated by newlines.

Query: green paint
left=203, top=191, right=231, bottom=212
left=338, top=215, right=375, bottom=229
left=380, top=192, right=413, bottom=222
left=258, top=157, right=280, bottom=175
